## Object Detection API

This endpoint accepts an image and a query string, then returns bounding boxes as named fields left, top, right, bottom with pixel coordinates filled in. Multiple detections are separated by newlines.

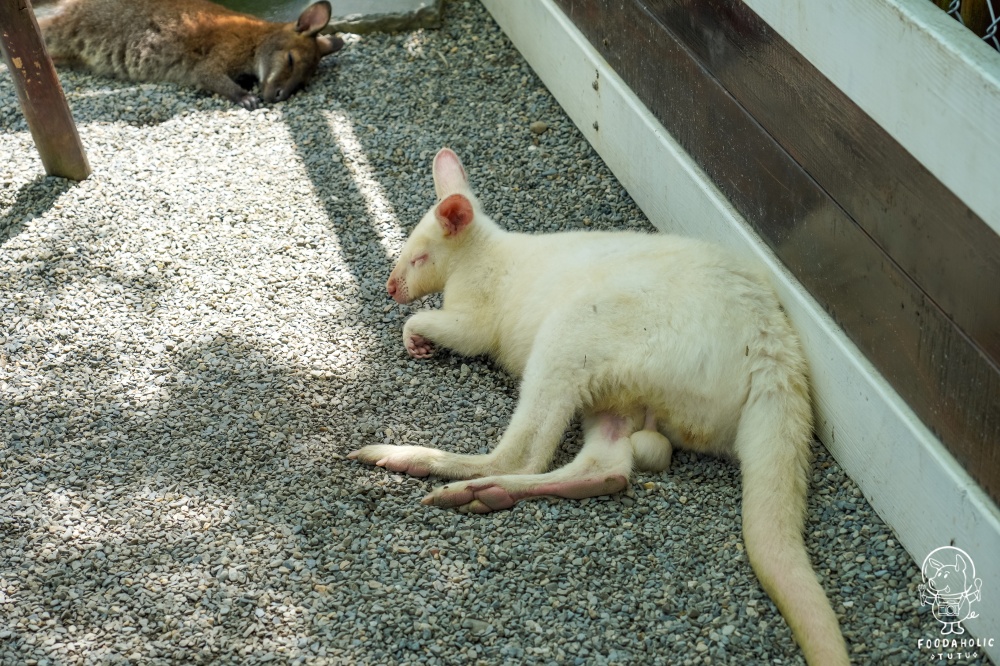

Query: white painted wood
left=742, top=0, right=1000, bottom=234
left=481, top=0, right=1000, bottom=658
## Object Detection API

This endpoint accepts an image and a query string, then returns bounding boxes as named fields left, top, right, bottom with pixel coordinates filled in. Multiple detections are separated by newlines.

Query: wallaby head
left=256, top=1, right=342, bottom=103
left=387, top=149, right=481, bottom=304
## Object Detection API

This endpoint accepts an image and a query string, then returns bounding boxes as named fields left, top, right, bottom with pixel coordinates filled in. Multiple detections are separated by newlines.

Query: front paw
left=405, top=332, right=435, bottom=359
left=348, top=444, right=438, bottom=477
left=237, top=93, right=261, bottom=110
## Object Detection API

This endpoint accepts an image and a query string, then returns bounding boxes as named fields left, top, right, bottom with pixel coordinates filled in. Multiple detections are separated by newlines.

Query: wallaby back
left=39, top=0, right=343, bottom=108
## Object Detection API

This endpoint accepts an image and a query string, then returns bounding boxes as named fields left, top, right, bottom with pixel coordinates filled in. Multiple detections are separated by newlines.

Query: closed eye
left=287, top=53, right=295, bottom=68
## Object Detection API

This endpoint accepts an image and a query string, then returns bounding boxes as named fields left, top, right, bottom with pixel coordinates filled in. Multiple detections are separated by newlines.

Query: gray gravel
left=0, top=1, right=989, bottom=665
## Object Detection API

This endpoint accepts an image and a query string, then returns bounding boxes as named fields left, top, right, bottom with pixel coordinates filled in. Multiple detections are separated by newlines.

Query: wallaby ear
left=317, top=34, right=344, bottom=56
left=433, top=148, right=469, bottom=199
left=296, top=1, right=332, bottom=36
left=435, top=194, right=474, bottom=237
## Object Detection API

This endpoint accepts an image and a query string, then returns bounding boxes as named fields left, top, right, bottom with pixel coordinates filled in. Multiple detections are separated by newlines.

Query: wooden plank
left=742, top=0, right=1000, bottom=233
left=479, top=1, right=1000, bottom=659
left=552, top=0, right=1000, bottom=508
left=0, top=0, right=90, bottom=181
left=640, top=0, right=1000, bottom=365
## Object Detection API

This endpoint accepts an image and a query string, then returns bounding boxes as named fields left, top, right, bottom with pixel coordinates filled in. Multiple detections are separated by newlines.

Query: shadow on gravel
left=1, top=329, right=408, bottom=663
left=279, top=103, right=399, bottom=297
left=0, top=177, right=72, bottom=245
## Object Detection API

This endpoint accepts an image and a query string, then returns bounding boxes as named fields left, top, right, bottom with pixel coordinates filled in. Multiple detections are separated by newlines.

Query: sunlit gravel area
left=0, top=1, right=974, bottom=664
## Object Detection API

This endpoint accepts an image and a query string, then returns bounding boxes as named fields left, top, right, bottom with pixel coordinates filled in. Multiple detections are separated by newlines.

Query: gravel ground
left=0, top=2, right=989, bottom=665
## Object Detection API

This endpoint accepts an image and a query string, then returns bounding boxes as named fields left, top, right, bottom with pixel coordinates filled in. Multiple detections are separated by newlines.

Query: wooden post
left=0, top=0, right=90, bottom=181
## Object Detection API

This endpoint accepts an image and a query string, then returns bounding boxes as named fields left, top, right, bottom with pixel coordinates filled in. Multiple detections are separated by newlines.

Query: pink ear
left=433, top=148, right=468, bottom=199
left=436, top=194, right=474, bottom=236
left=296, top=1, right=332, bottom=35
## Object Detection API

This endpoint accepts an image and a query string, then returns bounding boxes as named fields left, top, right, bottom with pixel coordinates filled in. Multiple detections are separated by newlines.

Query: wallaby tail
left=736, top=362, right=849, bottom=666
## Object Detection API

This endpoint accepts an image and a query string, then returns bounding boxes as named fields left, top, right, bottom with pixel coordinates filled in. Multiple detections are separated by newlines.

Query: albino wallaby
left=38, top=0, right=343, bottom=109
left=349, top=148, right=849, bottom=665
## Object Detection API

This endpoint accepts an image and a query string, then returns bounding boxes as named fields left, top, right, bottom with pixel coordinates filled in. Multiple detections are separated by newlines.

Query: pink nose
left=387, top=276, right=397, bottom=297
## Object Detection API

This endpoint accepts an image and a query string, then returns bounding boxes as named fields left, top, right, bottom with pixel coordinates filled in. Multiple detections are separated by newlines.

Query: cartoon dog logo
left=919, top=547, right=983, bottom=635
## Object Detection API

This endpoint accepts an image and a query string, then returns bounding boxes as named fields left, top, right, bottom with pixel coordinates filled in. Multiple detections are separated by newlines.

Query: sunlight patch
left=324, top=110, right=405, bottom=258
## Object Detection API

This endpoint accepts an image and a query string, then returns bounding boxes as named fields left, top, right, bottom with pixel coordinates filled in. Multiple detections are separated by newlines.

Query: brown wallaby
left=38, top=0, right=343, bottom=109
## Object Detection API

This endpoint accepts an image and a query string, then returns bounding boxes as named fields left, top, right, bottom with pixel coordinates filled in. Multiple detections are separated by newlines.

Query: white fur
left=350, top=148, right=848, bottom=665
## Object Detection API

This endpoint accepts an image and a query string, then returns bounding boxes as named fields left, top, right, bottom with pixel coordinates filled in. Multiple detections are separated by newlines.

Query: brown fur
left=39, top=0, right=343, bottom=108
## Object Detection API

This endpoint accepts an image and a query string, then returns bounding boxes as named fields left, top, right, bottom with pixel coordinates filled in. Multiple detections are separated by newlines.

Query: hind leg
left=422, top=411, right=638, bottom=513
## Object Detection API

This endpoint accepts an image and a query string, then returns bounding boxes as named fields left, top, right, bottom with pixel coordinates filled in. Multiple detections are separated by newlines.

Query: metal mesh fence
left=933, top=0, right=1000, bottom=50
